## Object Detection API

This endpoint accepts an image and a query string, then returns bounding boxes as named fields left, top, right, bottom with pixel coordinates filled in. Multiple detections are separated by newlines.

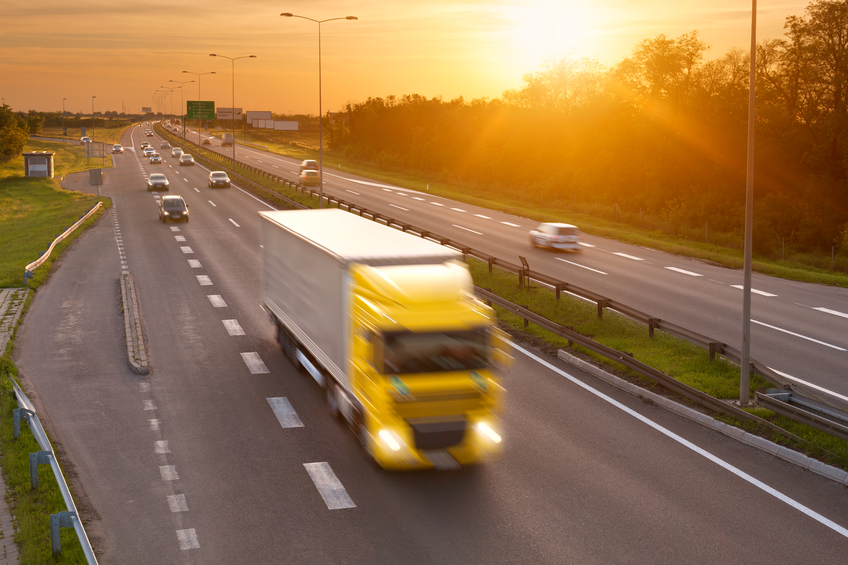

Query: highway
left=10, top=124, right=848, bottom=563
left=180, top=126, right=848, bottom=402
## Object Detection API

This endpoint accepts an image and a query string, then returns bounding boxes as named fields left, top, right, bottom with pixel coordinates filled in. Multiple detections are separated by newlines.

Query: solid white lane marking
left=176, top=529, right=199, bottom=550
left=241, top=352, right=269, bottom=374
left=614, top=252, right=644, bottom=261
left=208, top=200, right=217, bottom=207
left=390, top=204, right=409, bottom=211
left=556, top=258, right=608, bottom=275
left=196, top=275, right=213, bottom=286
left=512, top=342, right=848, bottom=540
left=168, top=494, right=189, bottom=513
left=208, top=295, right=227, bottom=308
left=175, top=235, right=186, bottom=242
left=665, top=266, right=703, bottom=277
left=180, top=246, right=193, bottom=254
left=267, top=397, right=305, bottom=428
left=154, top=440, right=170, bottom=454
left=431, top=202, right=445, bottom=207
left=731, top=285, right=777, bottom=297
left=222, top=319, right=245, bottom=336
left=474, top=214, right=491, bottom=219
left=752, top=320, right=846, bottom=351
left=188, top=259, right=202, bottom=268
left=412, top=197, right=425, bottom=201
left=143, top=400, right=156, bottom=411
left=346, top=189, right=360, bottom=195
left=452, top=224, right=483, bottom=235
left=500, top=221, right=520, bottom=227
left=169, top=226, right=180, bottom=232
left=579, top=241, right=596, bottom=248
left=160, top=465, right=179, bottom=481
left=148, top=419, right=160, bottom=431
left=769, top=367, right=848, bottom=403
left=813, top=307, right=848, bottom=319
left=193, top=187, right=200, bottom=193
left=229, top=218, right=240, bottom=227
left=303, top=462, right=356, bottom=510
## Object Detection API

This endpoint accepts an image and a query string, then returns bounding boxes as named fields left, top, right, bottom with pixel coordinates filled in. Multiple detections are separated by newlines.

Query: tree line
left=326, top=0, right=848, bottom=260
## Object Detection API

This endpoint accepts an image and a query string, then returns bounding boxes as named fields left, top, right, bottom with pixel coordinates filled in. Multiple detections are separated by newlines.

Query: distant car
left=201, top=138, right=211, bottom=146
left=179, top=154, right=194, bottom=166
left=145, top=130, right=154, bottom=137
left=80, top=136, right=92, bottom=143
left=299, top=169, right=320, bottom=187
left=299, top=159, right=318, bottom=173
left=112, top=144, right=124, bottom=154
left=208, top=171, right=231, bottom=188
left=160, top=141, right=170, bottom=149
left=528, top=222, right=583, bottom=252
left=140, top=142, right=151, bottom=150
left=149, top=153, right=162, bottom=164
left=143, top=148, right=155, bottom=159
left=158, top=195, right=189, bottom=223
left=171, top=147, right=183, bottom=158
left=147, top=173, right=169, bottom=191
left=221, top=133, right=234, bottom=146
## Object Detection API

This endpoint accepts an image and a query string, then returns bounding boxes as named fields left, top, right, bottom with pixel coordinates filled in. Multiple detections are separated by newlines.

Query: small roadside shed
left=23, top=151, right=55, bottom=178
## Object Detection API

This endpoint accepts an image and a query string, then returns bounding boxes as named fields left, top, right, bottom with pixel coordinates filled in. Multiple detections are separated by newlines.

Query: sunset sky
left=0, top=1, right=812, bottom=116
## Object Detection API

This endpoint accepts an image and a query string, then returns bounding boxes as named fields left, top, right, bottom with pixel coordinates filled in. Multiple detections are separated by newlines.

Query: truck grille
left=409, top=419, right=466, bottom=450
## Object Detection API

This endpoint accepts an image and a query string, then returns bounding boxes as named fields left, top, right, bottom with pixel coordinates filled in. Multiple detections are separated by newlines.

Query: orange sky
left=0, top=1, right=812, bottom=116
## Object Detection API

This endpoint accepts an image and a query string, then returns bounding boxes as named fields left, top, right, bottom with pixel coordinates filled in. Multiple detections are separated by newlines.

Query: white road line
left=578, top=242, right=596, bottom=248
left=731, top=285, right=777, bottom=297
left=143, top=400, right=156, bottom=411
left=188, top=259, right=202, bottom=268
left=169, top=226, right=180, bottom=232
left=222, top=319, right=245, bottom=336
left=193, top=187, right=200, bottom=193
left=451, top=208, right=466, bottom=212
left=474, top=214, right=491, bottom=219
left=303, top=462, right=356, bottom=510
left=452, top=224, right=483, bottom=235
left=382, top=188, right=392, bottom=192
left=167, top=494, right=189, bottom=513
left=813, top=307, right=848, bottom=319
left=500, top=221, right=520, bottom=227
left=183, top=178, right=188, bottom=182
left=229, top=218, right=240, bottom=227
left=257, top=159, right=264, bottom=163
left=176, top=529, right=199, bottom=550
left=208, top=200, right=217, bottom=207
left=613, top=252, right=644, bottom=261
left=512, top=342, right=848, bottom=540
left=412, top=197, right=425, bottom=201
left=180, top=246, right=193, bottom=254
left=556, top=258, right=608, bottom=275
left=241, top=352, right=270, bottom=374
left=175, top=235, right=186, bottom=242
left=148, top=419, right=160, bottom=431
left=665, top=266, right=703, bottom=277
left=431, top=202, right=445, bottom=207
left=140, top=382, right=151, bottom=392
left=346, top=189, right=360, bottom=195
left=389, top=204, right=409, bottom=211
left=267, top=397, right=305, bottom=428
left=154, top=440, right=170, bottom=454
left=159, top=465, right=179, bottom=481
left=752, top=320, right=846, bottom=351
left=208, top=295, right=227, bottom=308
left=196, top=275, right=213, bottom=286
left=769, top=367, right=848, bottom=403
left=273, top=165, right=279, bottom=168
left=396, top=192, right=407, bottom=197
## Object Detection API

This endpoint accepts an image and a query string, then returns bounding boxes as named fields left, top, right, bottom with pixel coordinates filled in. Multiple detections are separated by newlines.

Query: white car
left=171, top=147, right=183, bottom=158
left=143, top=148, right=155, bottom=158
left=528, top=223, right=583, bottom=252
left=80, top=136, right=92, bottom=143
left=112, top=144, right=124, bottom=153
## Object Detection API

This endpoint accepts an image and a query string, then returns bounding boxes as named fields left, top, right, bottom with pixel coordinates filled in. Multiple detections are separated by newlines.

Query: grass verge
left=40, top=125, right=130, bottom=146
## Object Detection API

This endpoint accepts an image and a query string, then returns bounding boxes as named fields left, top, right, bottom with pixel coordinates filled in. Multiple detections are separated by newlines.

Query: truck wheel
left=277, top=324, right=301, bottom=372
left=325, top=379, right=340, bottom=419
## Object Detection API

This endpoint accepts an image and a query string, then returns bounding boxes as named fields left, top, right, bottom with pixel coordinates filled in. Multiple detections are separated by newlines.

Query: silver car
left=529, top=223, right=583, bottom=252
left=171, top=147, right=183, bottom=158
left=147, top=173, right=169, bottom=191
left=208, top=171, right=231, bottom=188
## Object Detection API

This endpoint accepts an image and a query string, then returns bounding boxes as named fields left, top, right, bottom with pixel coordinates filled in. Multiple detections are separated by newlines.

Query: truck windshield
left=382, top=328, right=488, bottom=374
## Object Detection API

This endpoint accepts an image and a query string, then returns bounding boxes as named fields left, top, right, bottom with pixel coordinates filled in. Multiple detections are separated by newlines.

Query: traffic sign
left=186, top=101, right=215, bottom=120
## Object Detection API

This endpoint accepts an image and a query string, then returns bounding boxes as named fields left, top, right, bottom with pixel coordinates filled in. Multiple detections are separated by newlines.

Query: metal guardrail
left=756, top=388, right=848, bottom=442
left=24, top=202, right=103, bottom=284
left=10, top=378, right=98, bottom=562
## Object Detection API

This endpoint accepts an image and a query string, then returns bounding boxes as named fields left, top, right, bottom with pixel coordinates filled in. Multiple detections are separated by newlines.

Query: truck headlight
left=378, top=429, right=403, bottom=452
left=475, top=422, right=502, bottom=444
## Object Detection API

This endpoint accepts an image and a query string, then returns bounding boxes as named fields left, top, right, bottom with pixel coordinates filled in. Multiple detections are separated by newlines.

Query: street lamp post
left=91, top=96, right=96, bottom=143
left=281, top=12, right=358, bottom=208
left=62, top=98, right=66, bottom=144
left=182, top=70, right=216, bottom=153
left=169, top=79, right=195, bottom=141
left=160, top=86, right=178, bottom=124
left=210, top=53, right=257, bottom=170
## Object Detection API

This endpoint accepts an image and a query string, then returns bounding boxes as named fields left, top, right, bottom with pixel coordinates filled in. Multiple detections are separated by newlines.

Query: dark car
left=208, top=171, right=231, bottom=188
left=299, top=159, right=318, bottom=173
left=158, top=195, right=189, bottom=223
left=147, top=173, right=169, bottom=191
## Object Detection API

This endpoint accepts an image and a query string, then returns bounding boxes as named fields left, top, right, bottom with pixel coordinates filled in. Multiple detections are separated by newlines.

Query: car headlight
left=163, top=211, right=169, bottom=216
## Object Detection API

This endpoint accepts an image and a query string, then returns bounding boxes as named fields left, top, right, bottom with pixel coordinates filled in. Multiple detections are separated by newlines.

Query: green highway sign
left=186, top=101, right=215, bottom=120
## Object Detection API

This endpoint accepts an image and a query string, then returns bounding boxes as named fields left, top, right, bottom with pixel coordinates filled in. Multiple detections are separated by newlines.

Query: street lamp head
left=249, top=55, right=257, bottom=58
left=346, top=16, right=358, bottom=20
left=280, top=12, right=293, bottom=17
left=210, top=54, right=217, bottom=57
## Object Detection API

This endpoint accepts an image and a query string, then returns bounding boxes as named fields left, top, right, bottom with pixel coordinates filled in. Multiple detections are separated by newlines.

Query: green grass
left=41, top=124, right=131, bottom=146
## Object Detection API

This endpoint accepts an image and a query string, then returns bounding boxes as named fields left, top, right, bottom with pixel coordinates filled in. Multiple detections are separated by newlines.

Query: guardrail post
left=519, top=256, right=530, bottom=289
left=648, top=317, right=657, bottom=338
left=555, top=284, right=563, bottom=300
left=521, top=306, right=529, bottom=328
left=596, top=299, right=609, bottom=319
left=30, top=450, right=52, bottom=489
left=13, top=407, right=34, bottom=438
left=50, top=511, right=77, bottom=555
left=563, top=326, right=573, bottom=347
left=488, top=257, right=495, bottom=274
left=709, top=342, right=720, bottom=360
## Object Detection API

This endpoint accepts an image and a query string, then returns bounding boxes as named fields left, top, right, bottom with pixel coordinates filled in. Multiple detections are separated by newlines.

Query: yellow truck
left=260, top=209, right=510, bottom=470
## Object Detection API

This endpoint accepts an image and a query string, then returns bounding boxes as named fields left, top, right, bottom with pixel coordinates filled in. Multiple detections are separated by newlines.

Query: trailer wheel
left=277, top=324, right=302, bottom=372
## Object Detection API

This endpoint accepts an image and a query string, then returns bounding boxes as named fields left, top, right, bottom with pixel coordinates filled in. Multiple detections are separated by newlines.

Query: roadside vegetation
left=40, top=126, right=129, bottom=146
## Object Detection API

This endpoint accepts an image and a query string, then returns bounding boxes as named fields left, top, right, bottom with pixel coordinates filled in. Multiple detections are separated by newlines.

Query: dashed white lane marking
left=194, top=187, right=200, bottom=193
left=613, top=252, right=644, bottom=261
left=556, top=258, right=607, bottom=275
left=730, top=285, right=777, bottom=297
left=431, top=202, right=445, bottom=207
left=149, top=419, right=160, bottom=431
left=346, top=189, right=360, bottom=195
left=168, top=494, right=189, bottom=513
left=273, top=165, right=279, bottom=168
left=665, top=266, right=703, bottom=277
left=412, top=197, right=425, bottom=201
left=170, top=226, right=181, bottom=232
left=140, top=382, right=151, bottom=392
left=256, top=159, right=264, bottom=163
left=183, top=178, right=189, bottom=182
left=396, top=192, right=407, bottom=197
left=390, top=204, right=409, bottom=211
left=241, top=352, right=270, bottom=374
left=180, top=246, right=194, bottom=254
left=500, top=221, right=520, bottom=227
left=188, top=259, right=202, bottom=268
left=267, top=397, right=305, bottom=428
left=222, top=319, right=245, bottom=336
left=451, top=208, right=466, bottom=212
left=175, top=235, right=186, bottom=242
left=208, top=200, right=217, bottom=207
left=196, top=275, right=213, bottom=286
left=382, top=188, right=392, bottom=192
left=452, top=224, right=482, bottom=235
left=474, top=214, right=491, bottom=219
left=154, top=440, right=171, bottom=454
left=229, top=218, right=240, bottom=227
left=303, top=462, right=356, bottom=510
left=208, top=295, right=227, bottom=308
left=752, top=320, right=846, bottom=351
left=813, top=307, right=848, bottom=319
left=512, top=342, right=848, bottom=541
left=143, top=400, right=157, bottom=411
left=160, top=465, right=179, bottom=481
left=176, top=528, right=199, bottom=550
left=579, top=241, right=596, bottom=248
left=770, top=367, right=848, bottom=403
